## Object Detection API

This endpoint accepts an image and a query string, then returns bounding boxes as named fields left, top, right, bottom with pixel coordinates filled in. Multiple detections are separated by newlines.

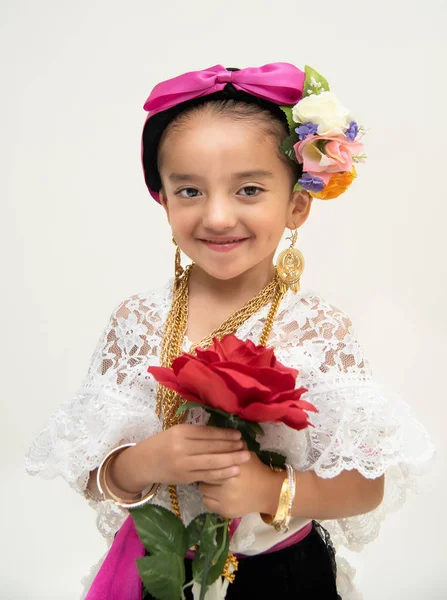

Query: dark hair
left=142, top=68, right=303, bottom=194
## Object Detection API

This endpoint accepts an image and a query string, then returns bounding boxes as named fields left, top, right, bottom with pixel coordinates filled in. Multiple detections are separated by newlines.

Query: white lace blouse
left=25, top=278, right=434, bottom=599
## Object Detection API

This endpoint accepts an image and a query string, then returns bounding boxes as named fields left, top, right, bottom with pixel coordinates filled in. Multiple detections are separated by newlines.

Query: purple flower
left=298, top=173, right=325, bottom=193
left=295, top=122, right=319, bottom=141
left=346, top=121, right=359, bottom=141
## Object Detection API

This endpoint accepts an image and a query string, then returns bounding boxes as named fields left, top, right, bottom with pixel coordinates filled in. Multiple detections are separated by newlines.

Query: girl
left=25, top=62, right=434, bottom=600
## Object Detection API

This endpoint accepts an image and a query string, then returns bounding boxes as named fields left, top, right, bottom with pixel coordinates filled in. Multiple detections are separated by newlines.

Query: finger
left=188, top=439, right=244, bottom=455
left=198, top=482, right=220, bottom=495
left=199, top=479, right=224, bottom=486
left=194, top=465, right=241, bottom=482
left=184, top=425, right=242, bottom=441
left=189, top=451, right=250, bottom=472
left=201, top=495, right=221, bottom=514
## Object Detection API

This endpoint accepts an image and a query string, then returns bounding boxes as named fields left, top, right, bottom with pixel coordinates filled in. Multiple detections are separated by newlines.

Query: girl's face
left=158, top=110, right=311, bottom=283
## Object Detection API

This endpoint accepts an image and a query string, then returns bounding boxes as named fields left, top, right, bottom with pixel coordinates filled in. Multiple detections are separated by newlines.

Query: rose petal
left=212, top=362, right=297, bottom=397
left=239, top=401, right=310, bottom=429
left=147, top=365, right=200, bottom=403
left=210, top=365, right=272, bottom=407
left=175, top=359, right=241, bottom=413
left=212, top=337, right=232, bottom=360
left=269, top=356, right=299, bottom=378
left=265, top=386, right=311, bottom=406
left=241, top=345, right=277, bottom=368
left=295, top=399, right=318, bottom=413
left=171, top=355, right=191, bottom=375
left=194, top=348, right=221, bottom=364
left=215, top=335, right=260, bottom=364
left=282, top=410, right=314, bottom=430
left=295, top=135, right=364, bottom=176
left=147, top=366, right=181, bottom=389
left=281, top=413, right=313, bottom=430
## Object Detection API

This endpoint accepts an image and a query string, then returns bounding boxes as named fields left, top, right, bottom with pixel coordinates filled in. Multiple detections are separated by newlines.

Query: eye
left=177, top=187, right=201, bottom=199
left=239, top=186, right=263, bottom=197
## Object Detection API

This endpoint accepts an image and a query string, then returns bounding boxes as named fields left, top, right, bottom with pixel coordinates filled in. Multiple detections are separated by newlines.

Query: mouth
left=198, top=237, right=250, bottom=252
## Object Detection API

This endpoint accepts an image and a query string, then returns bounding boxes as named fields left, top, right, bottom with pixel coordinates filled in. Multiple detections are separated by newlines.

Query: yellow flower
left=310, top=167, right=357, bottom=200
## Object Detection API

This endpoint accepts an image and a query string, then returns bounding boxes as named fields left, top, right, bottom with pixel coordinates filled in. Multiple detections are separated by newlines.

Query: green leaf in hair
left=280, top=134, right=299, bottom=164
left=279, top=106, right=297, bottom=135
left=303, top=65, right=330, bottom=97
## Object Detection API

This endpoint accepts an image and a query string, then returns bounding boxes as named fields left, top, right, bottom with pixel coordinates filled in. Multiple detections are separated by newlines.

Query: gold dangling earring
left=172, top=236, right=184, bottom=289
left=275, top=228, right=305, bottom=294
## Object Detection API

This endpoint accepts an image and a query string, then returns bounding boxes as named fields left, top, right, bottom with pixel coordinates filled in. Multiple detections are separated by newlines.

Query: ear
left=159, top=189, right=170, bottom=223
left=286, top=189, right=312, bottom=230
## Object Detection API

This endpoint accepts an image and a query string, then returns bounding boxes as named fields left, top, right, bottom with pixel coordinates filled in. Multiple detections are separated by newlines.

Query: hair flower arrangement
left=280, top=66, right=367, bottom=200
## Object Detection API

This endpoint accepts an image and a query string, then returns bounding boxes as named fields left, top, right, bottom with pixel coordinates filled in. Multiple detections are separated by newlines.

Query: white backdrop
left=2, top=0, right=446, bottom=598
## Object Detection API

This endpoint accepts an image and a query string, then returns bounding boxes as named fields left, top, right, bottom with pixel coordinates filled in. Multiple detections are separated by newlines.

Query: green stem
left=207, top=521, right=228, bottom=533
left=182, top=579, right=194, bottom=598
left=216, top=521, right=229, bottom=560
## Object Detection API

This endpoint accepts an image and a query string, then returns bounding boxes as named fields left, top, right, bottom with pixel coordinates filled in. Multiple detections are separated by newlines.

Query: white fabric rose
left=292, top=91, right=351, bottom=135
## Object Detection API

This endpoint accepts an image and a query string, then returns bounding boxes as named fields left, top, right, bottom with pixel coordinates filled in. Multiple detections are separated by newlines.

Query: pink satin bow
left=143, top=62, right=306, bottom=118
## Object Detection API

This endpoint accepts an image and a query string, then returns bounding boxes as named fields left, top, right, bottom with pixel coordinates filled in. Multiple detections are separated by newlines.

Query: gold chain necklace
left=156, top=264, right=285, bottom=426
left=156, top=264, right=286, bottom=580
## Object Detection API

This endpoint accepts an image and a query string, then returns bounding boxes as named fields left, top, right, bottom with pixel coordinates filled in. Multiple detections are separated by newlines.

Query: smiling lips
left=199, top=237, right=249, bottom=252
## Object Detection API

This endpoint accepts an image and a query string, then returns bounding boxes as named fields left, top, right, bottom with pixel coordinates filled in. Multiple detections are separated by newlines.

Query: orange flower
left=310, top=166, right=357, bottom=200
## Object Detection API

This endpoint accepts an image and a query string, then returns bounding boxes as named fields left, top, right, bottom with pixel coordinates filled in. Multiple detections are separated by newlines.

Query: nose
left=201, top=195, right=238, bottom=232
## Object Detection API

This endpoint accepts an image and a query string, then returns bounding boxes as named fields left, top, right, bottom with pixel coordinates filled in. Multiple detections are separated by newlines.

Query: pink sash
left=85, top=516, right=145, bottom=600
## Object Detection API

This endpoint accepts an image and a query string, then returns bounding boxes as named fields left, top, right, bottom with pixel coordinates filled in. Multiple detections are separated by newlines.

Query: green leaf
left=191, top=514, right=230, bottom=598
left=186, top=513, right=207, bottom=549
left=137, top=553, right=185, bottom=600
left=206, top=410, right=233, bottom=429
left=206, top=412, right=263, bottom=453
left=293, top=181, right=304, bottom=192
left=176, top=401, right=205, bottom=416
left=280, top=134, right=299, bottom=163
left=131, top=504, right=188, bottom=557
left=303, top=65, right=330, bottom=96
left=243, top=420, right=264, bottom=437
left=258, top=450, right=286, bottom=470
left=279, top=105, right=296, bottom=134
left=202, top=520, right=230, bottom=586
left=242, top=434, right=261, bottom=454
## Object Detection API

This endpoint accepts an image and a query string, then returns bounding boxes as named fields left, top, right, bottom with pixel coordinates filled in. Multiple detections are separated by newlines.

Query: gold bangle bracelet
left=260, top=475, right=291, bottom=532
left=96, top=443, right=160, bottom=509
left=284, top=463, right=297, bottom=531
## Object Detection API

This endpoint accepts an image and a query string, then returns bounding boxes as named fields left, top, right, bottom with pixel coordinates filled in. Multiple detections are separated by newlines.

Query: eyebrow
left=167, top=169, right=275, bottom=182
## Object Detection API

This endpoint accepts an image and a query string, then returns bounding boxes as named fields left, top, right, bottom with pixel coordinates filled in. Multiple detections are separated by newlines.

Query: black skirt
left=143, top=521, right=341, bottom=600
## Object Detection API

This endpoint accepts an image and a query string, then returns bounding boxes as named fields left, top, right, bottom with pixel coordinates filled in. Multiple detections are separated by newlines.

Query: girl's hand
left=109, top=424, right=251, bottom=493
left=198, top=452, right=284, bottom=519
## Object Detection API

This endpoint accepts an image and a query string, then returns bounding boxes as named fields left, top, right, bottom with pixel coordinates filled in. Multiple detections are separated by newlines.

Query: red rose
left=148, top=334, right=317, bottom=431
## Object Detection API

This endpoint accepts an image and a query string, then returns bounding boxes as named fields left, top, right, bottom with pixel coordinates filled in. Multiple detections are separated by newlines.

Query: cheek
left=250, top=205, right=287, bottom=241
left=168, top=206, right=196, bottom=235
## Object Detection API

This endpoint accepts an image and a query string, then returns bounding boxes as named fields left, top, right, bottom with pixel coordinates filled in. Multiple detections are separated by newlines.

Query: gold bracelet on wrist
left=96, top=443, right=160, bottom=509
left=260, top=474, right=291, bottom=533
left=283, top=463, right=297, bottom=531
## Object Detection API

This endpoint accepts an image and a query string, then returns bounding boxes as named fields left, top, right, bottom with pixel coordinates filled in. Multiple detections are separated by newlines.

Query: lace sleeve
left=256, top=293, right=434, bottom=598
left=24, top=291, right=165, bottom=538
left=261, top=293, right=434, bottom=545
left=304, top=321, right=433, bottom=552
